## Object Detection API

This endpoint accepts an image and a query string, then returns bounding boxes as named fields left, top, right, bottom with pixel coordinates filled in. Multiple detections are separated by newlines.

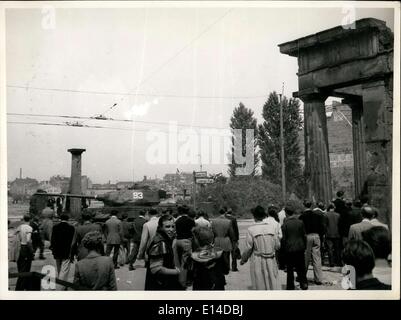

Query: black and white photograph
left=0, top=1, right=399, bottom=299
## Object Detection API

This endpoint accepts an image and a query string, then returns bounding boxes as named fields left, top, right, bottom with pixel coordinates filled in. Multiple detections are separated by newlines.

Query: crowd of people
left=9, top=190, right=392, bottom=291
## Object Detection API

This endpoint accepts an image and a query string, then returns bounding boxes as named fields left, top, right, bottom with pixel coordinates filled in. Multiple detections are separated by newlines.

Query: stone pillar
left=301, top=93, right=332, bottom=204
left=362, top=79, right=392, bottom=226
left=68, top=148, right=86, bottom=219
left=345, top=97, right=367, bottom=199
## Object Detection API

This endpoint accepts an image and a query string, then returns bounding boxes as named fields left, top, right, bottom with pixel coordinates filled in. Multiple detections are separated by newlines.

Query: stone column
left=68, top=148, right=86, bottom=219
left=344, top=97, right=367, bottom=199
left=362, top=79, right=392, bottom=226
left=301, top=93, right=332, bottom=204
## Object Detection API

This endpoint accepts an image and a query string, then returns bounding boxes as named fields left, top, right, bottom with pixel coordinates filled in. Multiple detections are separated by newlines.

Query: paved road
left=8, top=219, right=343, bottom=291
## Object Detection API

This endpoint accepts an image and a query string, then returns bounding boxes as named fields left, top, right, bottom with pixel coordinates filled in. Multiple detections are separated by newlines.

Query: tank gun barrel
left=34, top=192, right=99, bottom=200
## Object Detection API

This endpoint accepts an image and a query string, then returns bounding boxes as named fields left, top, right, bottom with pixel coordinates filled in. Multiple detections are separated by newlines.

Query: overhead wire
left=7, top=120, right=233, bottom=137
left=6, top=85, right=266, bottom=100
left=7, top=112, right=231, bottom=130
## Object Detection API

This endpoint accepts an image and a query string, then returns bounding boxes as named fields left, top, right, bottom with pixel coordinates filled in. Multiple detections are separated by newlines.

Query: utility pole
left=279, top=83, right=286, bottom=205
left=193, top=171, right=196, bottom=209
left=198, top=153, right=202, bottom=171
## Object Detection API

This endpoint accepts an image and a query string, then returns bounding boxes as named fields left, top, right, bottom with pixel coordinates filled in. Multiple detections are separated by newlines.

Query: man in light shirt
left=15, top=215, right=34, bottom=290
left=137, top=208, right=160, bottom=261
left=195, top=211, right=211, bottom=228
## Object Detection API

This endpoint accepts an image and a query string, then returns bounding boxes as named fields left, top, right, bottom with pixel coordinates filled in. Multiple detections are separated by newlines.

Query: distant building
left=116, top=181, right=134, bottom=190
left=38, top=181, right=62, bottom=194
left=9, top=177, right=39, bottom=200
left=49, top=175, right=70, bottom=193
left=49, top=175, right=92, bottom=194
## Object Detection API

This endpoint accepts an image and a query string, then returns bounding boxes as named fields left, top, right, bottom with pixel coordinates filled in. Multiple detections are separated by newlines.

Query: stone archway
left=279, top=18, right=393, bottom=225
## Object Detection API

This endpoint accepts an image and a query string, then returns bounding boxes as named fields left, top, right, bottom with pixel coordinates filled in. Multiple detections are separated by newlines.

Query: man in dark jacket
left=30, top=216, right=45, bottom=260
left=282, top=205, right=308, bottom=290
left=50, top=214, right=76, bottom=290
left=299, top=200, right=325, bottom=285
left=225, top=208, right=239, bottom=272
left=128, top=211, right=147, bottom=271
left=105, top=211, right=123, bottom=269
left=175, top=205, right=196, bottom=288
left=73, top=213, right=103, bottom=260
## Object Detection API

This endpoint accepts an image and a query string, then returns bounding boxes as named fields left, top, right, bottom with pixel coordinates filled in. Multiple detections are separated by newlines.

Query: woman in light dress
left=241, top=205, right=281, bottom=290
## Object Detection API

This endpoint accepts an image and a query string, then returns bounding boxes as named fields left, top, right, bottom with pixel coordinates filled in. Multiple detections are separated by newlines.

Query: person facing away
left=104, top=211, right=123, bottom=269
left=73, top=213, right=103, bottom=261
left=333, top=190, right=347, bottom=217
left=144, top=214, right=182, bottom=290
left=299, top=199, right=325, bottom=285
left=224, top=207, right=240, bottom=272
left=325, top=203, right=342, bottom=267
left=120, top=213, right=132, bottom=264
left=342, top=240, right=391, bottom=290
left=73, top=231, right=117, bottom=290
left=362, top=226, right=392, bottom=286
left=348, top=206, right=375, bottom=241
left=195, top=210, right=211, bottom=228
left=174, top=205, right=196, bottom=288
left=370, top=207, right=389, bottom=230
left=138, top=208, right=160, bottom=261
left=40, top=203, right=54, bottom=243
left=211, top=208, right=235, bottom=274
left=191, top=226, right=226, bottom=290
left=50, top=213, right=76, bottom=290
left=30, top=216, right=45, bottom=260
left=128, top=210, right=147, bottom=271
left=241, top=205, right=281, bottom=290
left=282, top=204, right=308, bottom=290
left=15, top=215, right=34, bottom=291
left=263, top=205, right=283, bottom=240
left=340, top=200, right=363, bottom=244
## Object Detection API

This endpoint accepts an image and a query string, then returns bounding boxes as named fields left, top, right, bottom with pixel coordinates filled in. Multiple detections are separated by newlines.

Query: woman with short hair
left=73, top=231, right=116, bottom=290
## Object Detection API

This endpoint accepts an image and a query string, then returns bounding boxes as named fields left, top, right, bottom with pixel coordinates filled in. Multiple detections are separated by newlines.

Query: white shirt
left=278, top=209, right=286, bottom=226
left=17, top=223, right=33, bottom=245
left=138, top=216, right=159, bottom=259
left=195, top=216, right=211, bottom=228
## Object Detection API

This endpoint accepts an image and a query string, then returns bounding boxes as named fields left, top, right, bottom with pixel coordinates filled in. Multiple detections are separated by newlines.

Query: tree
left=197, top=176, right=283, bottom=218
left=228, top=102, right=259, bottom=177
left=258, top=92, right=304, bottom=195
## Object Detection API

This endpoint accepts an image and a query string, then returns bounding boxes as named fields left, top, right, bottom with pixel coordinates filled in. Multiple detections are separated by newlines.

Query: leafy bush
left=196, top=176, right=284, bottom=218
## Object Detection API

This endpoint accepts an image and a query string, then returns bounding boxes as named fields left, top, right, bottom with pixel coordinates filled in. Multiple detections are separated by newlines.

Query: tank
left=31, top=185, right=178, bottom=222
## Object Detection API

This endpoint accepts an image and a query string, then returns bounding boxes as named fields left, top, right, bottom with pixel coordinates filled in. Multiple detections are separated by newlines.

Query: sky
left=4, top=3, right=395, bottom=183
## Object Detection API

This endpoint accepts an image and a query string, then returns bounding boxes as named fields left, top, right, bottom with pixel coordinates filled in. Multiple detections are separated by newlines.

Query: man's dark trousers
left=286, top=250, right=307, bottom=290
left=106, top=244, right=120, bottom=267
left=15, top=245, right=34, bottom=291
